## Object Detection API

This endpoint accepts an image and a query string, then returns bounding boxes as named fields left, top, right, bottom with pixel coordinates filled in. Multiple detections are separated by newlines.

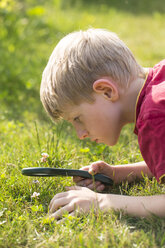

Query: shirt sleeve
left=138, top=115, right=165, bottom=183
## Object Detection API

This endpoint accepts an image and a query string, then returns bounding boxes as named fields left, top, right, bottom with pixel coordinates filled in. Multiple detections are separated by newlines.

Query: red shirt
left=134, top=60, right=165, bottom=183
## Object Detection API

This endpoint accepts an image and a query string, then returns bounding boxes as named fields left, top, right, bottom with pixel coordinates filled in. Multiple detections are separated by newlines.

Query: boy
left=40, top=28, right=165, bottom=219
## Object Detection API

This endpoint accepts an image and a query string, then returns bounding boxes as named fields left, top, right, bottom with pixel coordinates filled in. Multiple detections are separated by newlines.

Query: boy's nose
left=77, top=129, right=89, bottom=140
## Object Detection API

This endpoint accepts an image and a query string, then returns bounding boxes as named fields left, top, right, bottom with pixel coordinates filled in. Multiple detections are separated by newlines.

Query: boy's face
left=63, top=92, right=123, bottom=146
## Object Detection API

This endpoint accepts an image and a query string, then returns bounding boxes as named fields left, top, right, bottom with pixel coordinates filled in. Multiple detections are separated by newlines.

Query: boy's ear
left=93, top=78, right=119, bottom=102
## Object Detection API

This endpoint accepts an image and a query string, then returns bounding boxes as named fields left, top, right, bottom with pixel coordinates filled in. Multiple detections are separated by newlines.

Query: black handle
left=22, top=168, right=113, bottom=185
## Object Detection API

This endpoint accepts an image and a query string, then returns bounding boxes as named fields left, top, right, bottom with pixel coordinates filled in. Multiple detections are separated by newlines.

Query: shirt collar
left=134, top=69, right=153, bottom=134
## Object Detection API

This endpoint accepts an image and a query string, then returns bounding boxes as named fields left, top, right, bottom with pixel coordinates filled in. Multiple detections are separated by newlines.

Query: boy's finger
left=76, top=178, right=93, bottom=187
left=86, top=181, right=102, bottom=190
left=49, top=192, right=67, bottom=210
left=89, top=163, right=99, bottom=174
left=65, top=186, right=83, bottom=191
left=96, top=184, right=105, bottom=192
left=73, top=176, right=84, bottom=183
left=79, top=166, right=90, bottom=171
left=50, top=204, right=73, bottom=220
left=49, top=196, right=69, bottom=213
left=73, top=166, right=91, bottom=183
left=89, top=161, right=107, bottom=174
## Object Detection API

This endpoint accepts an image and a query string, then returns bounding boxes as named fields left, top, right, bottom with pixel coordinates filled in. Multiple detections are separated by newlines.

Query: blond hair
left=40, top=28, right=144, bottom=121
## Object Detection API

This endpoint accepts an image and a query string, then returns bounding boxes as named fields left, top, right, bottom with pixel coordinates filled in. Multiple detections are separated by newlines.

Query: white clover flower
left=31, top=192, right=40, bottom=198
left=32, top=180, right=39, bottom=184
left=41, top=153, right=49, bottom=158
left=41, top=153, right=49, bottom=163
left=41, top=152, right=49, bottom=163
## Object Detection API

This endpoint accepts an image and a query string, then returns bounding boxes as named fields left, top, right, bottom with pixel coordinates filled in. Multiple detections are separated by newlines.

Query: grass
left=0, top=0, right=165, bottom=247
left=1, top=120, right=165, bottom=248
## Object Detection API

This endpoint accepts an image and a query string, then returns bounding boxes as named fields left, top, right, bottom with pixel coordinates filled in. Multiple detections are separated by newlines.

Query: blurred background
left=0, top=0, right=165, bottom=122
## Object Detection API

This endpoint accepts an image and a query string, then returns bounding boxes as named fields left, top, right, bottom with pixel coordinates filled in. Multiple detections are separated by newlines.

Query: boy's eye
left=74, top=116, right=80, bottom=122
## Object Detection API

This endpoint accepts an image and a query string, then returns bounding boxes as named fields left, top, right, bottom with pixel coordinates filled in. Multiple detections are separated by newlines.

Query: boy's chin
left=96, top=135, right=119, bottom=146
left=107, top=141, right=117, bottom=147
left=106, top=137, right=119, bottom=146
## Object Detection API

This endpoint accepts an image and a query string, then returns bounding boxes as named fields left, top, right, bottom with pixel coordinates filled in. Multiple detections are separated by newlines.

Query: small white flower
left=31, top=192, right=40, bottom=198
left=41, top=153, right=49, bottom=163
left=32, top=180, right=39, bottom=184
left=98, top=234, right=104, bottom=241
left=41, top=153, right=49, bottom=158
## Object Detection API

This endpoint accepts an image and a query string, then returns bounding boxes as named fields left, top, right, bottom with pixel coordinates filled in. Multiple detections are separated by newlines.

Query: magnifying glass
left=22, top=167, right=113, bottom=185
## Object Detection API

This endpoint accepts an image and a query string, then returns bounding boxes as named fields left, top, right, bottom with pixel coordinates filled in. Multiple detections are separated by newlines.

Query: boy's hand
left=49, top=186, right=102, bottom=219
left=73, top=161, right=115, bottom=191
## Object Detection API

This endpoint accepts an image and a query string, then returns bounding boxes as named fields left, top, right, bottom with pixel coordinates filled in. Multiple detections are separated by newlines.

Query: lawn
left=0, top=0, right=165, bottom=247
